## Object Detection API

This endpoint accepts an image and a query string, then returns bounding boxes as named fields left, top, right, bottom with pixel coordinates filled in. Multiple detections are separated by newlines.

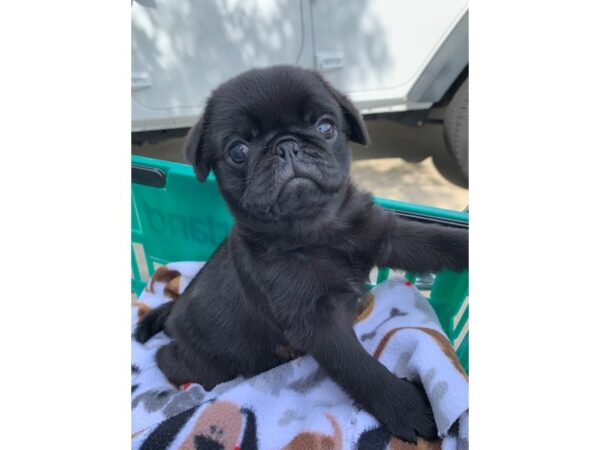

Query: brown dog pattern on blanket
left=354, top=291, right=376, bottom=323
left=283, top=413, right=343, bottom=450
left=136, top=267, right=182, bottom=323
left=146, top=266, right=182, bottom=300
left=357, top=426, right=442, bottom=450
left=135, top=301, right=151, bottom=320
left=179, top=401, right=244, bottom=450
left=373, top=327, right=468, bottom=381
left=136, top=400, right=259, bottom=450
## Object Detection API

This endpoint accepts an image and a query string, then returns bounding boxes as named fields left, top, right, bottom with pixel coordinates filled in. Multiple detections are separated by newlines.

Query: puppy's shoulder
left=342, top=185, right=377, bottom=221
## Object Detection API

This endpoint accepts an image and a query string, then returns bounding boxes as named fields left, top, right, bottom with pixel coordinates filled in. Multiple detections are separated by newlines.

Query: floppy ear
left=317, top=75, right=370, bottom=146
left=183, top=116, right=211, bottom=182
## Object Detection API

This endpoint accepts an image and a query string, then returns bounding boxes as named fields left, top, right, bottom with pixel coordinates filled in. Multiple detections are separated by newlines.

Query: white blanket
left=132, top=262, right=468, bottom=450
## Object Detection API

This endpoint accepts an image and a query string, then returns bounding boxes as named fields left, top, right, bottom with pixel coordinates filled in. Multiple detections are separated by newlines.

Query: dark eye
left=228, top=143, right=249, bottom=164
left=317, top=119, right=336, bottom=140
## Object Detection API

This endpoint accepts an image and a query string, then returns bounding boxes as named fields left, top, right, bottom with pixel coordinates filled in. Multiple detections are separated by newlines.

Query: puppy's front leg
left=286, top=305, right=437, bottom=443
left=375, top=210, right=468, bottom=273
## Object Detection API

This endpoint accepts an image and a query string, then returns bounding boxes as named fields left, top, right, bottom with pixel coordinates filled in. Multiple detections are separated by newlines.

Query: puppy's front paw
left=134, top=306, right=165, bottom=343
left=133, top=301, right=174, bottom=344
left=375, top=379, right=438, bottom=443
left=133, top=315, right=154, bottom=343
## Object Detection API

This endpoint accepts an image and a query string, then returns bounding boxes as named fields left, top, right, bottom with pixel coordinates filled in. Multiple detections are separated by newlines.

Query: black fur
left=135, top=301, right=173, bottom=343
left=135, top=66, right=468, bottom=443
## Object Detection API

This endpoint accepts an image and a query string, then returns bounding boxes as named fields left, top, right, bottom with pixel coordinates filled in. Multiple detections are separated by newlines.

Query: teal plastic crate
left=131, top=155, right=469, bottom=372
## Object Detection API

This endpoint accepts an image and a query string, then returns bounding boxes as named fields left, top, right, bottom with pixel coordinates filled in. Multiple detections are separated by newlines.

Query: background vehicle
left=132, top=0, right=469, bottom=185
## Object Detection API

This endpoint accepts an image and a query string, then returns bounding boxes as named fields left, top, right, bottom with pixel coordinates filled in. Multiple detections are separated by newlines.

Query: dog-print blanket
left=132, top=262, right=468, bottom=450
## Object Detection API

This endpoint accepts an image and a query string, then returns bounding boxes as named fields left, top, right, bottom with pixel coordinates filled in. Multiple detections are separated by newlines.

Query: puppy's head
left=184, top=66, right=369, bottom=225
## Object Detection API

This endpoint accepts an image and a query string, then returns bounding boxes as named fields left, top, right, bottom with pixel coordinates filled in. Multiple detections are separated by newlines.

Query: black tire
left=443, top=78, right=469, bottom=180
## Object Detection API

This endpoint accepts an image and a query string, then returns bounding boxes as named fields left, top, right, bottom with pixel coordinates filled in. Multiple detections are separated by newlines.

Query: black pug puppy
left=135, top=65, right=468, bottom=443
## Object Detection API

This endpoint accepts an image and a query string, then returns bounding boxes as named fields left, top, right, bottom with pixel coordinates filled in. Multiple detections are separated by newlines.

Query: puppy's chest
left=289, top=245, right=370, bottom=284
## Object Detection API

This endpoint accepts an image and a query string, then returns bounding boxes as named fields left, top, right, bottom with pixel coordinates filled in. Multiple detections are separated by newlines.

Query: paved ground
left=132, top=119, right=468, bottom=211
left=350, top=157, right=467, bottom=210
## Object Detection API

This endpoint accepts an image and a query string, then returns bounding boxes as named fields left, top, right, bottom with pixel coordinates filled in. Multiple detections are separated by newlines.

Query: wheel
left=443, top=78, right=469, bottom=180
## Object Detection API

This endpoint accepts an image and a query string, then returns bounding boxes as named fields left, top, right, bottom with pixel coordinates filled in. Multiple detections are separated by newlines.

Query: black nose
left=275, top=139, right=299, bottom=160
